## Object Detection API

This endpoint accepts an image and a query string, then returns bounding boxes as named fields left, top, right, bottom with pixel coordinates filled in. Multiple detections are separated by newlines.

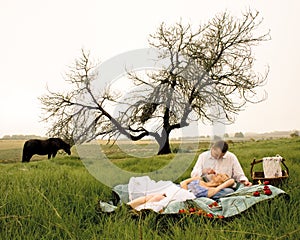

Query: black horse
left=22, top=138, right=71, bottom=162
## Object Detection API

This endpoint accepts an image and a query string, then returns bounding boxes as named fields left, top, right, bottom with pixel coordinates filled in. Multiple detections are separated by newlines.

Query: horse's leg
left=27, top=154, right=33, bottom=162
left=48, top=153, right=51, bottom=159
left=52, top=151, right=57, bottom=158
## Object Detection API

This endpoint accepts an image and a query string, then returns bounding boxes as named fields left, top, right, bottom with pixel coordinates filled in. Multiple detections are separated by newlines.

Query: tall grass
left=0, top=138, right=300, bottom=239
left=0, top=159, right=111, bottom=239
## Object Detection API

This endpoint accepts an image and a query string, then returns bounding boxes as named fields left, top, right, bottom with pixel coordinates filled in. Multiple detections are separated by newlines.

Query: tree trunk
left=157, top=134, right=172, bottom=155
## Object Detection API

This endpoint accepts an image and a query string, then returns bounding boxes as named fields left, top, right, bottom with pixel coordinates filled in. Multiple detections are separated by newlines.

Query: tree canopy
left=40, top=10, right=270, bottom=154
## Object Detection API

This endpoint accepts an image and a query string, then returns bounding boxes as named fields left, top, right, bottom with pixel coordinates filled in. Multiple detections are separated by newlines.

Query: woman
left=180, top=173, right=235, bottom=198
left=127, top=174, right=234, bottom=209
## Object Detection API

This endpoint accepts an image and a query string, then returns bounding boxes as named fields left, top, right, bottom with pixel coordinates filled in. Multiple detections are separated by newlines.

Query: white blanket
left=128, top=176, right=195, bottom=212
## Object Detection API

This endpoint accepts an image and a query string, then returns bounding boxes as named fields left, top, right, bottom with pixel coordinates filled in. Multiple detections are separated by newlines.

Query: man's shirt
left=191, top=150, right=248, bottom=182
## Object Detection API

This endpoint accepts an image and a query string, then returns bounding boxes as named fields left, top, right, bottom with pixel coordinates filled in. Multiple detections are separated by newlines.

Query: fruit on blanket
left=263, top=181, right=270, bottom=185
left=263, top=185, right=270, bottom=190
left=178, top=209, right=186, bottom=214
left=253, top=191, right=260, bottom=197
left=178, top=206, right=222, bottom=218
left=189, top=207, right=196, bottom=213
left=197, top=209, right=206, bottom=215
left=208, top=201, right=219, bottom=208
left=264, top=189, right=272, bottom=195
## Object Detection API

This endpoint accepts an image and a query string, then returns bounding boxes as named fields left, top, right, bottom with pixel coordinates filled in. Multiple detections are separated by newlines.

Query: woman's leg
left=127, top=195, right=152, bottom=209
left=127, top=194, right=166, bottom=209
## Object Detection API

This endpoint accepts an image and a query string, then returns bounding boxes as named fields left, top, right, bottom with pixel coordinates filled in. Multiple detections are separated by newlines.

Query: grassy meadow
left=0, top=138, right=300, bottom=239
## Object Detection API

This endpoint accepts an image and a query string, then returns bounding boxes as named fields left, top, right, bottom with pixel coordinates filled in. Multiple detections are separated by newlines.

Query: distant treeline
left=1, top=135, right=44, bottom=140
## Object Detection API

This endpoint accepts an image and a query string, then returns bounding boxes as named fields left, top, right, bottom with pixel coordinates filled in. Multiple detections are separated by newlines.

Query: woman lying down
left=127, top=174, right=234, bottom=211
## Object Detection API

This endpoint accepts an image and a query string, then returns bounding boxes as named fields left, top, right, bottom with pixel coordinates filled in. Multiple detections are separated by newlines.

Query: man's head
left=211, top=140, right=228, bottom=159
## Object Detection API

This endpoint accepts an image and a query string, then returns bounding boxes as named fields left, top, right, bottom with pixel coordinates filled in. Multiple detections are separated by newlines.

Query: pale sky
left=0, top=0, right=299, bottom=138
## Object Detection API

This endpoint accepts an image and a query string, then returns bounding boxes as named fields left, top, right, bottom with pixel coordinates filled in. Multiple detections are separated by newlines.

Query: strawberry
left=189, top=207, right=196, bottom=213
left=197, top=209, right=205, bottom=215
left=208, top=202, right=218, bottom=208
left=264, top=189, right=272, bottom=195
left=253, top=191, right=260, bottom=197
left=178, top=209, right=186, bottom=214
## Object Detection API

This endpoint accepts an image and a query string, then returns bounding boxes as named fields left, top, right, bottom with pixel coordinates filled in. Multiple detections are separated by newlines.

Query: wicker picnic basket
left=250, top=157, right=289, bottom=186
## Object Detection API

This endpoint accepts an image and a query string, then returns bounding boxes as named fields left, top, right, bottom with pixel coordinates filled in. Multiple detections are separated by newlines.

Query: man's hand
left=240, top=180, right=252, bottom=186
left=203, top=168, right=216, bottom=175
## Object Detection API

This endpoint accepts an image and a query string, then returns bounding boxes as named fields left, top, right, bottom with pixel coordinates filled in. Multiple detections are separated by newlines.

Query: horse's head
left=63, top=143, right=71, bottom=155
left=51, top=138, right=72, bottom=155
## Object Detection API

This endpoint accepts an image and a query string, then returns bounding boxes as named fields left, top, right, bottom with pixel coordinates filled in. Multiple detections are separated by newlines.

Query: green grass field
left=0, top=138, right=299, bottom=239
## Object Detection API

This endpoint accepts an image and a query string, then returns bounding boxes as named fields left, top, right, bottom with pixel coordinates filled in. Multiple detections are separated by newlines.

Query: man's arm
left=191, top=152, right=206, bottom=177
left=231, top=153, right=252, bottom=186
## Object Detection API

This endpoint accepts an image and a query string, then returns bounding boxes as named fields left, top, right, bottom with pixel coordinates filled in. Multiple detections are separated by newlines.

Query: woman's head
left=211, top=173, right=230, bottom=185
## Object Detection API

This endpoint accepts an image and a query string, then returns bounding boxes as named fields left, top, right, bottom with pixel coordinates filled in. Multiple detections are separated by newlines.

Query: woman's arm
left=206, top=179, right=235, bottom=198
left=200, top=181, right=218, bottom=187
left=180, top=176, right=201, bottom=189
left=217, top=178, right=235, bottom=189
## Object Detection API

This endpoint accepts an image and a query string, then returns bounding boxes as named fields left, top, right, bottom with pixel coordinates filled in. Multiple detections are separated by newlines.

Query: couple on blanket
left=128, top=140, right=252, bottom=209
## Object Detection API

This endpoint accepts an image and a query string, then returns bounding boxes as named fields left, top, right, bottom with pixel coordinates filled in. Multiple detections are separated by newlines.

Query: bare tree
left=40, top=10, right=270, bottom=154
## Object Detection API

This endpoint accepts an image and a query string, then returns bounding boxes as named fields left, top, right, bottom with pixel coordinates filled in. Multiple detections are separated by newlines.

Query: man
left=191, top=140, right=252, bottom=199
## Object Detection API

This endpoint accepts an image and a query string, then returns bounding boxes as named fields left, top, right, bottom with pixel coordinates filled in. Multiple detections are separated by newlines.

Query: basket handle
left=281, top=158, right=289, bottom=175
left=250, top=157, right=289, bottom=176
left=250, top=158, right=263, bottom=176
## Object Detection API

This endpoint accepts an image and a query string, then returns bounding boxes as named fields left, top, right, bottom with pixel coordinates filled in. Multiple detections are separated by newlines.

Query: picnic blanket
left=99, top=176, right=287, bottom=218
